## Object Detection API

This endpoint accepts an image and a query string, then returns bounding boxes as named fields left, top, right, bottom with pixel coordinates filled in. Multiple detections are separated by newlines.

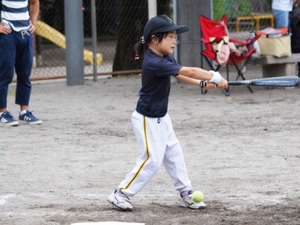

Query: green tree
left=39, top=0, right=55, bottom=10
left=213, top=0, right=251, bottom=21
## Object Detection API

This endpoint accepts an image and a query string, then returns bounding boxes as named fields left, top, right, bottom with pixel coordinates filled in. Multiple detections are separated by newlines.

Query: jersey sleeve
left=154, top=55, right=182, bottom=77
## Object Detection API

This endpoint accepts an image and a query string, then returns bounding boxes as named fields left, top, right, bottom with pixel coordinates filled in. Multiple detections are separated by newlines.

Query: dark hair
left=134, top=32, right=169, bottom=61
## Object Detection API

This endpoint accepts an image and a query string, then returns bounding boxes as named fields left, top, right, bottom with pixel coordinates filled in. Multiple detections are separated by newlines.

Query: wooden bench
left=261, top=53, right=300, bottom=78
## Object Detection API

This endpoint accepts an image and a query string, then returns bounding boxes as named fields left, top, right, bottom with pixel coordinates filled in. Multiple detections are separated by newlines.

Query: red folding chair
left=199, top=14, right=261, bottom=95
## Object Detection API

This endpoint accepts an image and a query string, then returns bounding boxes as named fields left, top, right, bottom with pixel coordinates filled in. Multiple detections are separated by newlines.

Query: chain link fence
left=213, top=0, right=272, bottom=32
left=31, top=0, right=274, bottom=80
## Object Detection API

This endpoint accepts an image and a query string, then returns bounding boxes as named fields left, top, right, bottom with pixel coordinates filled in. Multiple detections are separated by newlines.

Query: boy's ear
left=151, top=35, right=158, bottom=43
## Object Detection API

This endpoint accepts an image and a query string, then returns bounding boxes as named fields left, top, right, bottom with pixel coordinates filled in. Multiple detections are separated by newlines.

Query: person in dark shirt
left=107, top=14, right=228, bottom=211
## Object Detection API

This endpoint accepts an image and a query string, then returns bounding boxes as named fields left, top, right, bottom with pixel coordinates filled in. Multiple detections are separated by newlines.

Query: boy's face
left=159, top=30, right=177, bottom=55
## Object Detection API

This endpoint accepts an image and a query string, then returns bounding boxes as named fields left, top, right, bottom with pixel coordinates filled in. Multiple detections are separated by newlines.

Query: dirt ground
left=1, top=64, right=300, bottom=225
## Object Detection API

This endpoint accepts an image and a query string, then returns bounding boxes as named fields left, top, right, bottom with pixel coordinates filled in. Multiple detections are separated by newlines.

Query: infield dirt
left=1, top=64, right=300, bottom=225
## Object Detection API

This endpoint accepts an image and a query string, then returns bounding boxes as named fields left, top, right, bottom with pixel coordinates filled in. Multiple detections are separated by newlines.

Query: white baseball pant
left=118, top=110, right=192, bottom=197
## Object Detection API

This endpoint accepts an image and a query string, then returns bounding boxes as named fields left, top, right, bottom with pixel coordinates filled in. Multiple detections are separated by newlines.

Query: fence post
left=177, top=0, right=212, bottom=69
left=91, top=0, right=98, bottom=81
left=148, top=0, right=157, bottom=20
left=64, top=0, right=84, bottom=86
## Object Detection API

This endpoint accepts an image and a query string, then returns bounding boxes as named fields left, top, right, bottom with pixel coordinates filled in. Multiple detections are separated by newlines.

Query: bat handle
left=200, top=81, right=220, bottom=88
left=200, top=81, right=208, bottom=94
left=200, top=81, right=206, bottom=88
left=200, top=80, right=231, bottom=95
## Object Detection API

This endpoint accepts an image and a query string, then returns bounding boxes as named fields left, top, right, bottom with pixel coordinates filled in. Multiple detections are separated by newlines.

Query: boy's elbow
left=180, top=67, right=195, bottom=78
left=187, top=68, right=197, bottom=78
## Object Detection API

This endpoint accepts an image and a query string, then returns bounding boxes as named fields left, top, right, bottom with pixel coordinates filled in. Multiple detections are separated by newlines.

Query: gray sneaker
left=0, top=111, right=19, bottom=126
left=107, top=190, right=133, bottom=211
left=179, top=191, right=206, bottom=209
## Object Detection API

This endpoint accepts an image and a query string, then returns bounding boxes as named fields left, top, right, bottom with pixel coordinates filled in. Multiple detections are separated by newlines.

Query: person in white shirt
left=272, top=0, right=296, bottom=28
left=0, top=0, right=42, bottom=126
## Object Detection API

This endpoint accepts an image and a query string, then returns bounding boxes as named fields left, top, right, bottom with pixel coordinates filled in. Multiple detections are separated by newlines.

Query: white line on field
left=0, top=194, right=16, bottom=206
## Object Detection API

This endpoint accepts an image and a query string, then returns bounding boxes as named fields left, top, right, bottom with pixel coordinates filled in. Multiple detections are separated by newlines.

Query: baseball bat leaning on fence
left=200, top=76, right=300, bottom=88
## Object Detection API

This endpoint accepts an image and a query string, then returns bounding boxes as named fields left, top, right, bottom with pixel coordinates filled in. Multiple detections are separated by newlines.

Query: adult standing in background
left=0, top=0, right=42, bottom=126
left=272, top=0, right=296, bottom=28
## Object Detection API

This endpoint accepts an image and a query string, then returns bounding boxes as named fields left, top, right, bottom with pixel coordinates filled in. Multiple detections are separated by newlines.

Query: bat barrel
left=201, top=76, right=299, bottom=88
left=228, top=76, right=299, bottom=87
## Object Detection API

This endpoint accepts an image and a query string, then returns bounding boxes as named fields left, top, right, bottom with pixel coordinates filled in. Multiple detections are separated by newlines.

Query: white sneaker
left=179, top=191, right=206, bottom=209
left=107, top=190, right=133, bottom=211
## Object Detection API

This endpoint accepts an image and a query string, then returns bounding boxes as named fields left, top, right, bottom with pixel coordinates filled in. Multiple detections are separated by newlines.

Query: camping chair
left=199, top=14, right=261, bottom=95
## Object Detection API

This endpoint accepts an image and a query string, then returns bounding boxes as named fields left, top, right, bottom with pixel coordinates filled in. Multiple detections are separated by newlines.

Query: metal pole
left=64, top=0, right=84, bottom=86
left=173, top=0, right=178, bottom=61
left=148, top=0, right=157, bottom=20
left=91, top=0, right=98, bottom=81
left=210, top=0, right=213, bottom=19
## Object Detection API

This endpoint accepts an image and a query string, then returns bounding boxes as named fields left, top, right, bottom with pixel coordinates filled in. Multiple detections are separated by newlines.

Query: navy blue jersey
left=136, top=49, right=182, bottom=117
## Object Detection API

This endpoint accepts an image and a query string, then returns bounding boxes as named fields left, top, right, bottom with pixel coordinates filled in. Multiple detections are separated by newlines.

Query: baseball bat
left=200, top=76, right=299, bottom=87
